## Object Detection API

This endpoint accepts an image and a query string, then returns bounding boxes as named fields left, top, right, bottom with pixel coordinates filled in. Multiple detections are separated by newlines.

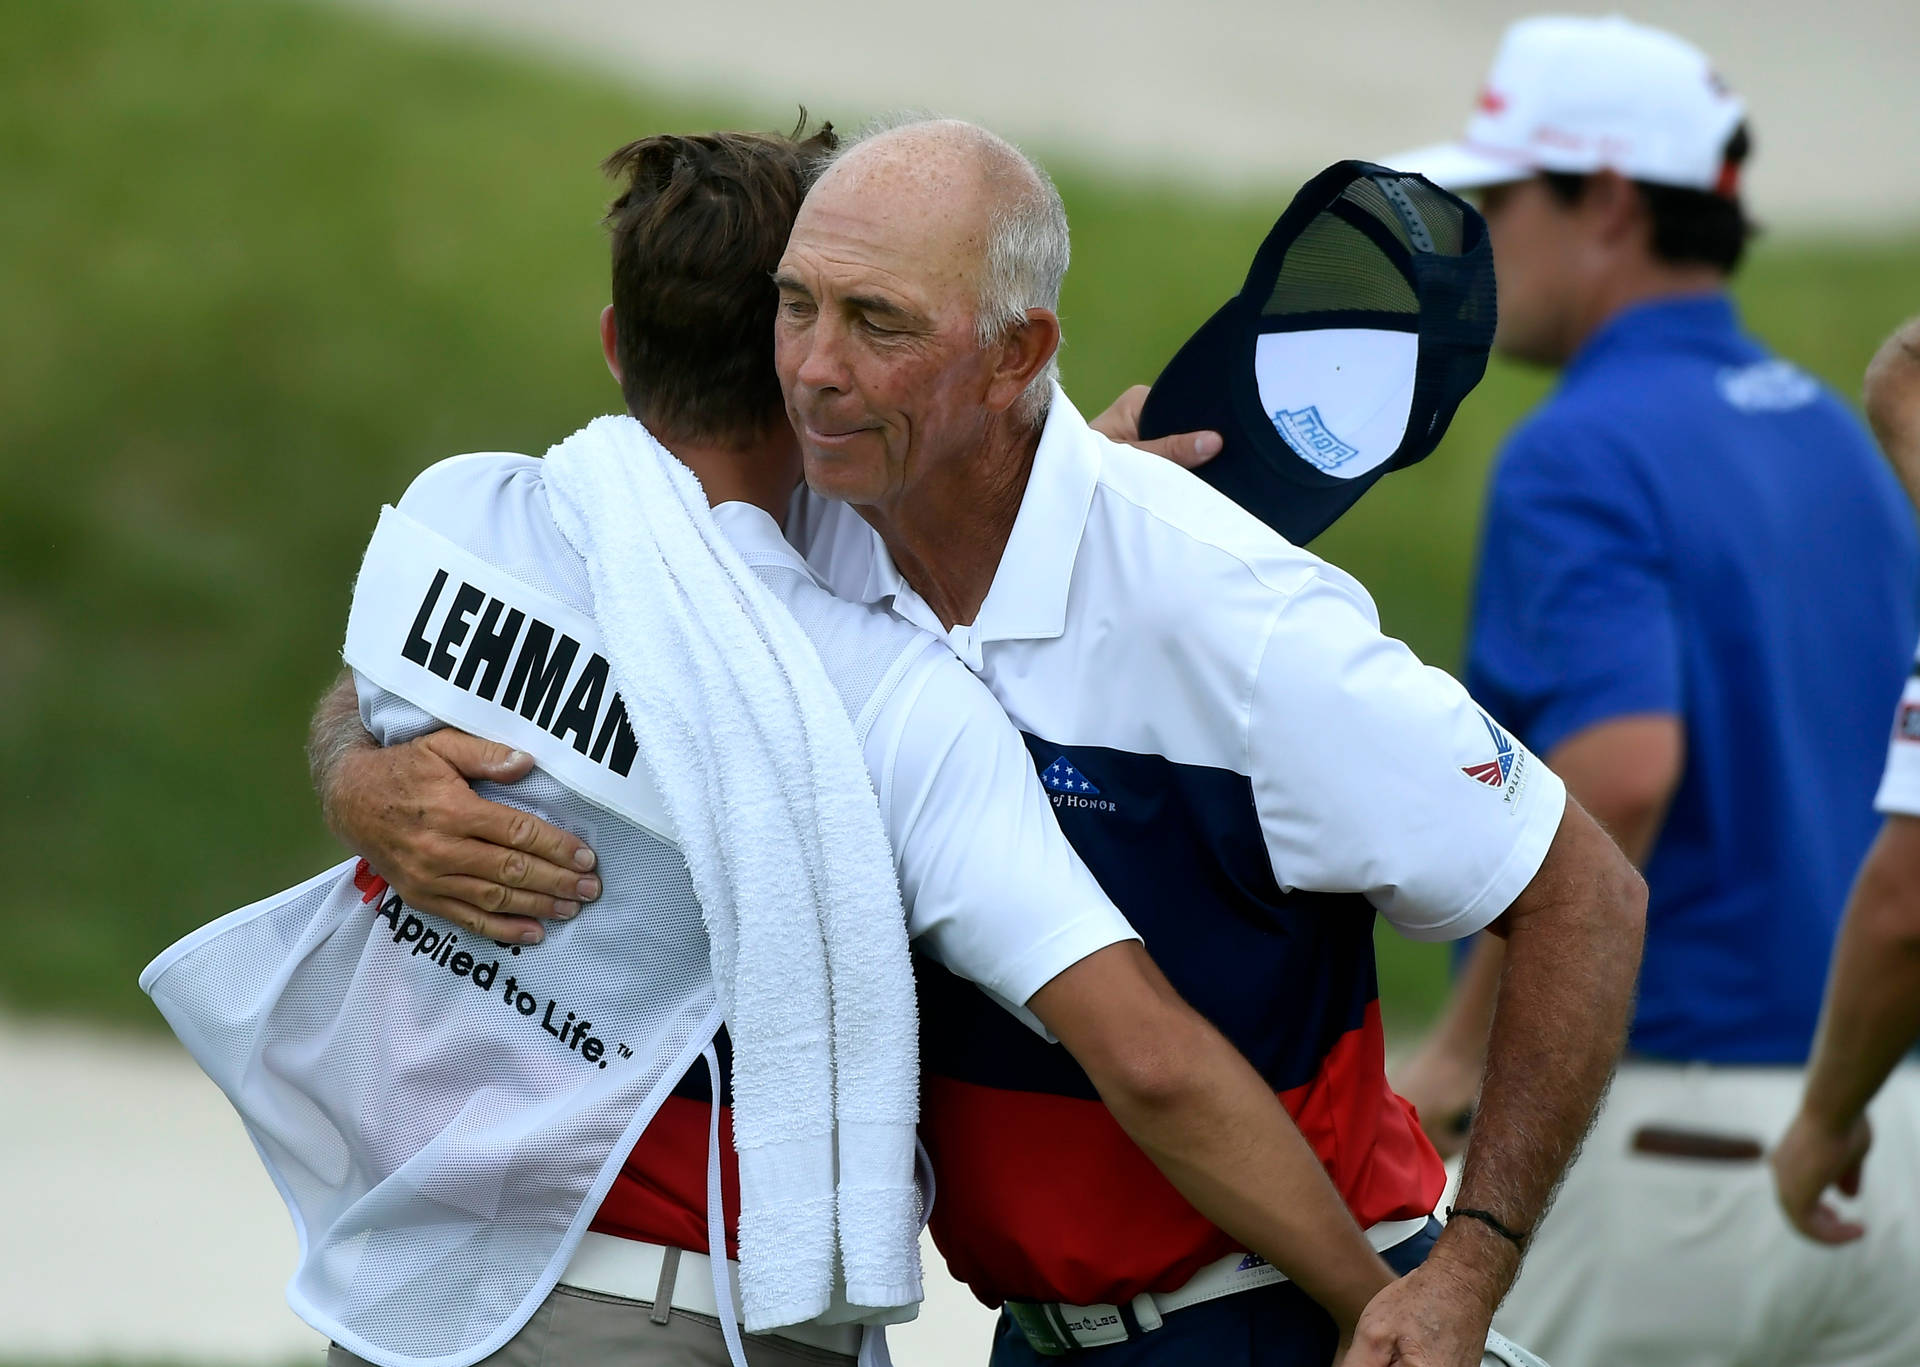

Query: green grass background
left=6, top=0, right=1919, bottom=1046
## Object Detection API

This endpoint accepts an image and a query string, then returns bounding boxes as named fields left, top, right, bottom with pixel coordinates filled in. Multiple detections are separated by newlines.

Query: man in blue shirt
left=1390, top=15, right=1920, bottom=1367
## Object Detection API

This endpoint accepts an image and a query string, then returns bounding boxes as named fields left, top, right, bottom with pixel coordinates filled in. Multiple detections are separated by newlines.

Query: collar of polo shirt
left=858, top=383, right=1101, bottom=649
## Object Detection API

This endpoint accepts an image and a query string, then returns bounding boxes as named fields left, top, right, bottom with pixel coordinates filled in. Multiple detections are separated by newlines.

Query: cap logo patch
left=1476, top=86, right=1508, bottom=114
left=1272, top=406, right=1362, bottom=473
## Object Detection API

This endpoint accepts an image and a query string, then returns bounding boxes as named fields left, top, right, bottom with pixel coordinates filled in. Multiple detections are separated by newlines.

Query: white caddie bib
left=142, top=508, right=721, bottom=1367
left=346, top=505, right=676, bottom=843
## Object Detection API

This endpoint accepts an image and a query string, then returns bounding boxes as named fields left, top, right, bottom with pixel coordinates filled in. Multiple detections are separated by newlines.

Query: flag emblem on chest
left=1463, top=714, right=1517, bottom=788
left=1041, top=757, right=1101, bottom=795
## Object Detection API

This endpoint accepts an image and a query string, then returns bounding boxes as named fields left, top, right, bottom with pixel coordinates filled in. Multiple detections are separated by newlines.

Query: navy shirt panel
left=918, top=735, right=1377, bottom=1102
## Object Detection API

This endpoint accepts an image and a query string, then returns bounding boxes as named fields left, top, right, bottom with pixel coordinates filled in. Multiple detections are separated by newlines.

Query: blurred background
left=5, top=0, right=1916, bottom=1363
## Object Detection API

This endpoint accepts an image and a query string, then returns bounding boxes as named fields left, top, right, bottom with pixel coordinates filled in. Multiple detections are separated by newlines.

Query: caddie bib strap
left=345, top=505, right=676, bottom=844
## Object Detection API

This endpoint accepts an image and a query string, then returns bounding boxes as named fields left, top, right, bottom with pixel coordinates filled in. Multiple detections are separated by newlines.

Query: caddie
left=154, top=124, right=1446, bottom=1367
left=1385, top=18, right=1920, bottom=1367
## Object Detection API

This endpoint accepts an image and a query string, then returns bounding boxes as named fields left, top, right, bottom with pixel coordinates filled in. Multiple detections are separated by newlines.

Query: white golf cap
left=1388, top=14, right=1747, bottom=194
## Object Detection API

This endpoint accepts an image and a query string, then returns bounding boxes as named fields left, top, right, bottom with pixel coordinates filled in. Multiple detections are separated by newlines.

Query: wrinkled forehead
left=783, top=154, right=988, bottom=309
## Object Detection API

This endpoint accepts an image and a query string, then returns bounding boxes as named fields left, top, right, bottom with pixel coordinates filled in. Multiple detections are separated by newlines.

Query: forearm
left=309, top=667, right=375, bottom=841
left=1800, top=820, right=1920, bottom=1133
left=1437, top=802, right=1645, bottom=1307
left=1095, top=1014, right=1391, bottom=1329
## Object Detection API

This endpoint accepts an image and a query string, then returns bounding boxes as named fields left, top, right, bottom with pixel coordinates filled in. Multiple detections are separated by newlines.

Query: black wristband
left=1446, top=1205, right=1530, bottom=1249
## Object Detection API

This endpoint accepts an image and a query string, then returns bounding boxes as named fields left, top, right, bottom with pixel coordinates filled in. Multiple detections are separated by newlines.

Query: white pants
left=1482, top=1062, right=1920, bottom=1367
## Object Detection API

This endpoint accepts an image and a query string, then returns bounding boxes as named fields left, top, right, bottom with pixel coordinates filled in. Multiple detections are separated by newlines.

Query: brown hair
left=601, top=117, right=838, bottom=444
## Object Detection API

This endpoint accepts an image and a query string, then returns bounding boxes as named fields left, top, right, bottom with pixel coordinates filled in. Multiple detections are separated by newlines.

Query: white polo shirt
left=1874, top=635, right=1920, bottom=817
left=790, top=384, right=1570, bottom=1307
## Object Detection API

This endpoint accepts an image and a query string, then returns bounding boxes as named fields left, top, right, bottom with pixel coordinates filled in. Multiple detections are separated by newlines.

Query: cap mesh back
left=1261, top=212, right=1419, bottom=317
left=1339, top=176, right=1467, bottom=257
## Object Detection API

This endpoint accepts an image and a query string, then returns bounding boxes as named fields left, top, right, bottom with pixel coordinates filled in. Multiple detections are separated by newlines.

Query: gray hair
left=824, top=115, right=1070, bottom=429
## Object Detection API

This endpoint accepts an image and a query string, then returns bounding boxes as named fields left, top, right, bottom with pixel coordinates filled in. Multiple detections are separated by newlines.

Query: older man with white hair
left=774, top=117, right=1644, bottom=1367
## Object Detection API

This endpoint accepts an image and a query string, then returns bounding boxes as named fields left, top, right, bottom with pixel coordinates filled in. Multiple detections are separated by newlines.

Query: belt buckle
left=1003, top=1302, right=1073, bottom=1357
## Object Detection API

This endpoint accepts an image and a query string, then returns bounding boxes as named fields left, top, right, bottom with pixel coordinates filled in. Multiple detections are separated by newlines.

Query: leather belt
left=560, top=1232, right=862, bottom=1357
left=1629, top=1125, right=1764, bottom=1162
left=1002, top=1215, right=1433, bottom=1356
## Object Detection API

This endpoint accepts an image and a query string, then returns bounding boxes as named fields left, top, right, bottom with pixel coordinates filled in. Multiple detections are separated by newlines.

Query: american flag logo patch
left=1463, top=713, right=1517, bottom=788
left=1041, top=757, right=1101, bottom=795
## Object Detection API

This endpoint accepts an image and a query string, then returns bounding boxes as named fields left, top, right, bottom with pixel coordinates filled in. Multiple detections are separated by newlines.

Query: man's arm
left=308, top=668, right=600, bottom=943
left=879, top=648, right=1401, bottom=1342
left=1394, top=713, right=1680, bottom=1151
left=1774, top=815, right=1920, bottom=1243
left=1031, top=942, right=1394, bottom=1341
left=1349, top=800, right=1645, bottom=1363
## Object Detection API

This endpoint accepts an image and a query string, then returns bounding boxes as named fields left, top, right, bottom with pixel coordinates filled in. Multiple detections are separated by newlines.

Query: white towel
left=542, top=415, right=923, bottom=1332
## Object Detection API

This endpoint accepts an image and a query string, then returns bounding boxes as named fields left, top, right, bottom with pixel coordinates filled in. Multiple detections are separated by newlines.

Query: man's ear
left=600, top=304, right=623, bottom=385
left=1586, top=170, right=1646, bottom=248
left=984, top=308, right=1062, bottom=417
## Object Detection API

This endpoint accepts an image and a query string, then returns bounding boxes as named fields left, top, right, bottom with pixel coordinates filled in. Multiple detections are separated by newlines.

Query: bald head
left=819, top=117, right=1044, bottom=214
left=806, top=118, right=1070, bottom=425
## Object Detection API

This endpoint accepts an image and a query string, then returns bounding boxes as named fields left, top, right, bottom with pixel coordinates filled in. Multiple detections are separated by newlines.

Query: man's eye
left=860, top=317, right=899, bottom=336
left=779, top=298, right=814, bottom=320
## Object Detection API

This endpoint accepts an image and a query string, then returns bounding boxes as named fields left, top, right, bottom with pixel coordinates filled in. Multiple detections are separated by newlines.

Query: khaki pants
left=328, top=1281, right=859, bottom=1367
left=1481, top=1062, right=1920, bottom=1367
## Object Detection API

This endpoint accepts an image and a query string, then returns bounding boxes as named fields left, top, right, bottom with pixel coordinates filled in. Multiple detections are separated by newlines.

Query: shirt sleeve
left=1875, top=639, right=1920, bottom=817
left=1248, top=566, right=1568, bottom=941
left=1466, top=421, right=1682, bottom=757
left=867, top=644, right=1140, bottom=1036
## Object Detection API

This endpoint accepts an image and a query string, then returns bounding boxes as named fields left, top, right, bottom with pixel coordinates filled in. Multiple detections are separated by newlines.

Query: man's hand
left=1772, top=1109, right=1872, bottom=1246
left=1341, top=1262, right=1496, bottom=1367
left=1089, top=384, right=1223, bottom=468
left=324, top=728, right=600, bottom=944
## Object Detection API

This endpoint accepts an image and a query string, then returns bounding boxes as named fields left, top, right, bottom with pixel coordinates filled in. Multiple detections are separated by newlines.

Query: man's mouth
left=800, top=420, right=876, bottom=449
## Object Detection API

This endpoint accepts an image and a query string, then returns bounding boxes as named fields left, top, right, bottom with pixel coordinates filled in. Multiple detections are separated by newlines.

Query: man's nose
left=792, top=314, right=850, bottom=395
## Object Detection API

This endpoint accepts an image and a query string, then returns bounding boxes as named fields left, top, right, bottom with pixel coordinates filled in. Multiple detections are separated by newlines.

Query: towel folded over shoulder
left=542, top=415, right=923, bottom=1332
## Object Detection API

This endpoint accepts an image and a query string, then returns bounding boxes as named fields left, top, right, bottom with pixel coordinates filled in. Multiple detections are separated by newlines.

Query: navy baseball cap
left=1138, top=160, right=1496, bottom=545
